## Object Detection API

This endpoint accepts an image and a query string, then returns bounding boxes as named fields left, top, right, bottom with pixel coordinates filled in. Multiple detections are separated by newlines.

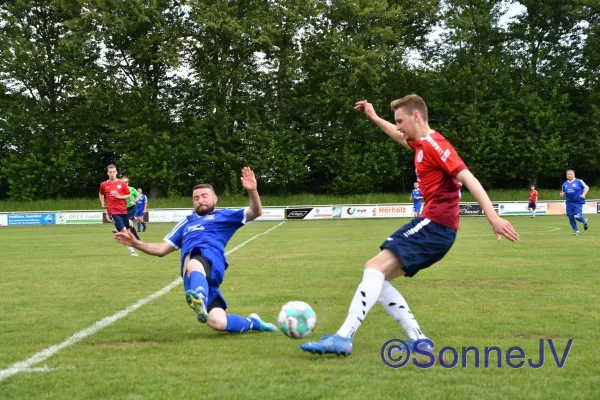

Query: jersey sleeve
left=220, top=208, right=248, bottom=225
left=407, top=141, right=416, bottom=150
left=164, top=218, right=186, bottom=249
left=423, top=137, right=467, bottom=177
left=579, top=179, right=588, bottom=189
left=99, top=184, right=105, bottom=196
left=130, top=187, right=139, bottom=198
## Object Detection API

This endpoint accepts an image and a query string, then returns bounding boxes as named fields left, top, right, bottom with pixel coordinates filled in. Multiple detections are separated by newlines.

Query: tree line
left=1, top=0, right=598, bottom=201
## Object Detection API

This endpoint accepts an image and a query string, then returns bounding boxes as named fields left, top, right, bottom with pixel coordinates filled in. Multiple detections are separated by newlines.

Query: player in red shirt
left=528, top=185, right=538, bottom=218
left=99, top=164, right=138, bottom=256
left=301, top=94, right=519, bottom=356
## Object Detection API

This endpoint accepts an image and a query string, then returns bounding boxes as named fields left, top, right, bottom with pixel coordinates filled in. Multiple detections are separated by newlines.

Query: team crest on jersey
left=417, top=150, right=424, bottom=163
left=206, top=215, right=215, bottom=220
left=117, top=185, right=122, bottom=189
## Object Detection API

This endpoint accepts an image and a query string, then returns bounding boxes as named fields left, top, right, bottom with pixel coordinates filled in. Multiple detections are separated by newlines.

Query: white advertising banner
left=498, top=203, right=548, bottom=216
left=305, top=206, right=333, bottom=219
left=0, top=214, right=7, bottom=226
left=149, top=209, right=194, bottom=223
left=56, top=212, right=103, bottom=224
left=376, top=204, right=413, bottom=218
left=338, top=205, right=378, bottom=219
left=255, top=208, right=285, bottom=221
left=546, top=201, right=597, bottom=215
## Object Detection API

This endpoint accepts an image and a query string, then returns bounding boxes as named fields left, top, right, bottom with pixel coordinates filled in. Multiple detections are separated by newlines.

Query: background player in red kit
left=528, top=185, right=538, bottom=218
left=99, top=164, right=138, bottom=256
left=301, top=94, right=519, bottom=356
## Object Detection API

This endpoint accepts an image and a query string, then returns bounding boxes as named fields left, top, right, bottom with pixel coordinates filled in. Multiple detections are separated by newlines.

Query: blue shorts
left=380, top=217, right=457, bottom=278
left=413, top=203, right=422, bottom=213
left=111, top=214, right=131, bottom=232
left=566, top=202, right=583, bottom=216
left=127, top=206, right=136, bottom=220
left=135, top=207, right=145, bottom=218
left=181, top=246, right=228, bottom=310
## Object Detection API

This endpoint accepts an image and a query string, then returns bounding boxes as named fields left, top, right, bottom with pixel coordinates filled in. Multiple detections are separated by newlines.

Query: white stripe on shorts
left=403, top=218, right=431, bottom=238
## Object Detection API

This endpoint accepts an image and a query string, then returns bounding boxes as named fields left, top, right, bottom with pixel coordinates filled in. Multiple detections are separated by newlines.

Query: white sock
left=378, top=281, right=426, bottom=341
left=336, top=269, right=385, bottom=338
left=127, top=246, right=136, bottom=254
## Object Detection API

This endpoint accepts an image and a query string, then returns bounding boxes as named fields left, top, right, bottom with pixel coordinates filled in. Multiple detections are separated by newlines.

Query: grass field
left=1, top=216, right=599, bottom=399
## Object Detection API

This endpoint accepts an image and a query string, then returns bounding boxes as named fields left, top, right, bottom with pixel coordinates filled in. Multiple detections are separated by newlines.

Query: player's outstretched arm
left=99, top=193, right=106, bottom=208
left=456, top=169, right=519, bottom=242
left=114, top=231, right=176, bottom=257
left=354, top=100, right=411, bottom=149
left=240, top=167, right=262, bottom=222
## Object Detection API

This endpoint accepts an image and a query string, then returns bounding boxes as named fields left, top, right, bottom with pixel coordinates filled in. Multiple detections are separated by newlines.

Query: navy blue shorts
left=380, top=217, right=457, bottom=278
left=135, top=207, right=145, bottom=218
left=127, top=206, right=136, bottom=220
left=111, top=214, right=131, bottom=232
left=528, top=202, right=536, bottom=210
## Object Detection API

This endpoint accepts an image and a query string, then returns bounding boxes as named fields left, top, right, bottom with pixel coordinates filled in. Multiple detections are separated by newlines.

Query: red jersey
left=408, top=131, right=467, bottom=230
left=529, top=190, right=538, bottom=203
left=99, top=179, right=130, bottom=215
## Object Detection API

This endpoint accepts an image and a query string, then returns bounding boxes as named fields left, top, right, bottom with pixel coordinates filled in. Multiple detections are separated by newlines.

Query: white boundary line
left=0, top=221, right=285, bottom=382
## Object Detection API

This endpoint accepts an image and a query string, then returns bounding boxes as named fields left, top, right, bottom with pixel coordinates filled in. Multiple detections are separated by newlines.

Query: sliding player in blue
left=560, top=169, right=590, bottom=235
left=114, top=167, right=278, bottom=334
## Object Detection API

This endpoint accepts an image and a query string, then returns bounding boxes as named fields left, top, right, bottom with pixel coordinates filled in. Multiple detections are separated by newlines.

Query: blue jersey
left=164, top=208, right=247, bottom=272
left=411, top=189, right=422, bottom=206
left=136, top=194, right=147, bottom=212
left=562, top=179, right=588, bottom=203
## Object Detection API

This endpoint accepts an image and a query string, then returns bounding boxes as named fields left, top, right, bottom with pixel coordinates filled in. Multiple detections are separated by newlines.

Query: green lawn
left=0, top=216, right=599, bottom=399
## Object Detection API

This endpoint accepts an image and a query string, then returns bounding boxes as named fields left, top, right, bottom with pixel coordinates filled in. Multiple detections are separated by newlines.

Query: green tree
left=0, top=0, right=102, bottom=200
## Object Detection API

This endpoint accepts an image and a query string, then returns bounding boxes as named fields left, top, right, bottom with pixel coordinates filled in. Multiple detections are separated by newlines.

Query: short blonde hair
left=107, top=164, right=117, bottom=171
left=390, top=94, right=428, bottom=122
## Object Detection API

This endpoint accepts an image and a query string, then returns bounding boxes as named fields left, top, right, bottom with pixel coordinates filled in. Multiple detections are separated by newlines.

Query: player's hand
left=490, top=217, right=519, bottom=242
left=114, top=230, right=136, bottom=247
left=101, top=204, right=106, bottom=208
left=560, top=192, right=565, bottom=197
left=354, top=100, right=380, bottom=121
left=240, top=167, right=257, bottom=192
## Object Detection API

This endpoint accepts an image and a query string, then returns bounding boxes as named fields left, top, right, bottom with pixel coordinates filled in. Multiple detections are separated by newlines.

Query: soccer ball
left=277, top=301, right=317, bottom=339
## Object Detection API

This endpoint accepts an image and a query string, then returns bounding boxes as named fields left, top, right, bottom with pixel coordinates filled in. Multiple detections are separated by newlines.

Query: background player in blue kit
left=560, top=169, right=589, bottom=235
left=135, top=188, right=148, bottom=232
left=113, top=167, right=278, bottom=333
left=410, top=182, right=422, bottom=217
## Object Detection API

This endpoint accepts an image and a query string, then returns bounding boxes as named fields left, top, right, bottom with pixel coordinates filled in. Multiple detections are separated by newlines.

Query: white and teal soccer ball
left=278, top=301, right=317, bottom=339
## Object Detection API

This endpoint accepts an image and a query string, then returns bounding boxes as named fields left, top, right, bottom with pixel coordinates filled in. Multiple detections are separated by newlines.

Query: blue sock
left=137, top=222, right=141, bottom=231
left=225, top=314, right=261, bottom=333
left=568, top=215, right=578, bottom=231
left=188, top=271, right=208, bottom=300
left=575, top=215, right=586, bottom=224
left=142, top=222, right=146, bottom=230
